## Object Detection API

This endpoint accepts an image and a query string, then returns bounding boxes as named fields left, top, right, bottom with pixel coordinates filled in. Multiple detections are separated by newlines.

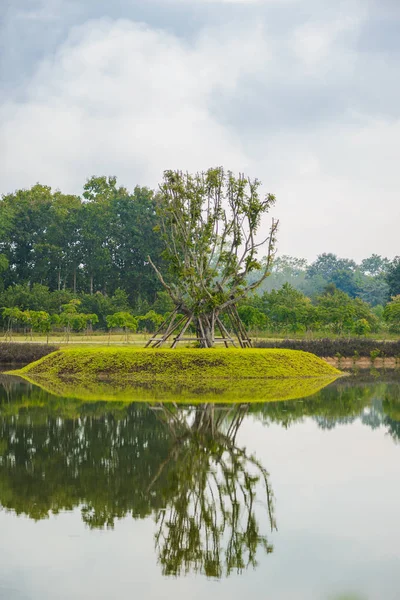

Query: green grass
left=8, top=347, right=341, bottom=404
left=11, top=346, right=339, bottom=380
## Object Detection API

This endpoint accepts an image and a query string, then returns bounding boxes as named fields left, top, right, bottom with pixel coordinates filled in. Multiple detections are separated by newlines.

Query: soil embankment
left=0, top=342, right=59, bottom=365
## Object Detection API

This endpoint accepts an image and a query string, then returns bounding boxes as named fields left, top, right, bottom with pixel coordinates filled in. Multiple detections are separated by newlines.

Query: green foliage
left=315, top=288, right=378, bottom=334
left=254, top=283, right=314, bottom=333
left=0, top=177, right=397, bottom=336
left=152, top=167, right=277, bottom=324
left=137, top=310, right=164, bottom=333
left=152, top=291, right=175, bottom=314
left=352, top=318, right=371, bottom=336
left=257, top=252, right=390, bottom=306
left=237, top=305, right=268, bottom=330
left=79, top=289, right=130, bottom=328
left=0, top=255, right=8, bottom=275
left=106, top=312, right=138, bottom=341
left=58, top=300, right=99, bottom=336
left=0, top=179, right=163, bottom=303
left=386, top=256, right=400, bottom=298
left=0, top=283, right=75, bottom=316
left=26, top=310, right=52, bottom=334
left=2, top=307, right=28, bottom=334
left=370, top=349, right=380, bottom=364
left=383, top=295, right=400, bottom=333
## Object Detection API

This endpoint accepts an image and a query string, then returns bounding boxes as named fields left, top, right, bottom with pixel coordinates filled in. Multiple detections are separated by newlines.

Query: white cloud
left=1, top=9, right=399, bottom=261
left=0, top=18, right=270, bottom=192
left=252, top=117, right=400, bottom=260
left=292, top=17, right=361, bottom=74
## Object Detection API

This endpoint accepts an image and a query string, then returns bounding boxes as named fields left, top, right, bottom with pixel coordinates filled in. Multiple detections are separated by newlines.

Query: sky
left=1, top=0, right=399, bottom=261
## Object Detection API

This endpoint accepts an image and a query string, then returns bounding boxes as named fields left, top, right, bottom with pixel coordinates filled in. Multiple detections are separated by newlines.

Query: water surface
left=0, top=373, right=399, bottom=600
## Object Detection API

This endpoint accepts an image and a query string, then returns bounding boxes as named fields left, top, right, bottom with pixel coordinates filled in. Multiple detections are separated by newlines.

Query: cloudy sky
left=1, top=0, right=399, bottom=261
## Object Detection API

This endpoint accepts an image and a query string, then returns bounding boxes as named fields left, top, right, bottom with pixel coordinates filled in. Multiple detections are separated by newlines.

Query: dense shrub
left=255, top=337, right=400, bottom=357
left=0, top=343, right=58, bottom=365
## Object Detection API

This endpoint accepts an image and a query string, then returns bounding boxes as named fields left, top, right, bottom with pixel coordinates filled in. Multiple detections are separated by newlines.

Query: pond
left=0, top=371, right=399, bottom=600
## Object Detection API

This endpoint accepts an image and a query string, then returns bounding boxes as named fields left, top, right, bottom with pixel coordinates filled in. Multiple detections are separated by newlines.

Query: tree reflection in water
left=1, top=375, right=399, bottom=578
left=148, top=404, right=276, bottom=577
left=0, top=386, right=276, bottom=578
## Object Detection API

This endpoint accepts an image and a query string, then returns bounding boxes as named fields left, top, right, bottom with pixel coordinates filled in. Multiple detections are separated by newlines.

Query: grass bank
left=8, top=348, right=341, bottom=404
left=11, top=347, right=340, bottom=381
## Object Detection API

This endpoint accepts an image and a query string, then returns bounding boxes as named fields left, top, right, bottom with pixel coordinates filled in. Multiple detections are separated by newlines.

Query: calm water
left=0, top=372, right=399, bottom=600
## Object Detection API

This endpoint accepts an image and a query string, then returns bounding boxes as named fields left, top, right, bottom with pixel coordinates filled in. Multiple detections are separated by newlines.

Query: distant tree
left=82, top=313, right=99, bottom=335
left=0, top=255, right=8, bottom=275
left=307, top=253, right=357, bottom=280
left=315, top=289, right=355, bottom=334
left=2, top=307, right=27, bottom=340
left=237, top=305, right=268, bottom=331
left=360, top=254, right=390, bottom=277
left=152, top=291, right=175, bottom=315
left=250, top=255, right=308, bottom=293
left=106, top=312, right=138, bottom=342
left=315, top=288, right=378, bottom=334
left=59, top=300, right=89, bottom=341
left=137, top=310, right=164, bottom=333
left=353, top=318, right=371, bottom=336
left=255, top=283, right=315, bottom=333
left=80, top=289, right=130, bottom=329
left=81, top=176, right=163, bottom=301
left=331, top=269, right=360, bottom=297
left=306, top=253, right=360, bottom=297
left=357, top=275, right=389, bottom=307
left=0, top=255, right=9, bottom=292
left=386, top=257, right=400, bottom=298
left=26, top=310, right=52, bottom=343
left=383, top=295, right=400, bottom=333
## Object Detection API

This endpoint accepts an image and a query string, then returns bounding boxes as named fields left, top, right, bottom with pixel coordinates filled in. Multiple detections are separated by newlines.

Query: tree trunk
left=197, top=315, right=214, bottom=348
left=73, top=268, right=77, bottom=293
left=90, top=275, right=93, bottom=295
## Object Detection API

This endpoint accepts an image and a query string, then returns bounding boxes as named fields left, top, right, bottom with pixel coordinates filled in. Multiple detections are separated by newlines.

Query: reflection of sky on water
left=0, top=416, right=399, bottom=598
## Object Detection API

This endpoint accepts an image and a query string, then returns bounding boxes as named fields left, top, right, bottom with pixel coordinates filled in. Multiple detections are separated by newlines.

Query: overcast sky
left=1, top=0, right=399, bottom=261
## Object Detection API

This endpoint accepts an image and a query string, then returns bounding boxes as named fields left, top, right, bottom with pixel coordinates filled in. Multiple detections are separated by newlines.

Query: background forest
left=1, top=177, right=400, bottom=337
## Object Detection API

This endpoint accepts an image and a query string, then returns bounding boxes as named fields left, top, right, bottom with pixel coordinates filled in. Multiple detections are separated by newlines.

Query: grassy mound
left=11, top=346, right=339, bottom=381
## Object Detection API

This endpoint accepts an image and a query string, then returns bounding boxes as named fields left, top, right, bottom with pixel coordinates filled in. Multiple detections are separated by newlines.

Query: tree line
left=1, top=176, right=400, bottom=336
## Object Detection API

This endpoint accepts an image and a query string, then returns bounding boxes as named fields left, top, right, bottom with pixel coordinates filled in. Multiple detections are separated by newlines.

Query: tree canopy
left=148, top=167, right=278, bottom=346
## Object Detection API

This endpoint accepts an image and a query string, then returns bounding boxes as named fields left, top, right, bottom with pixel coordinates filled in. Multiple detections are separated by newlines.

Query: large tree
left=147, top=167, right=278, bottom=348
